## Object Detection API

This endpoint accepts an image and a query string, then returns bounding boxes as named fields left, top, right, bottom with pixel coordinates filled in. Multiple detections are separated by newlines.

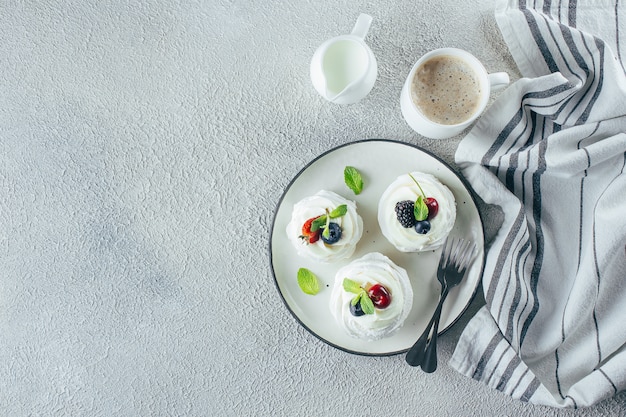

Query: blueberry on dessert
left=414, top=220, right=431, bottom=234
left=349, top=300, right=365, bottom=317
left=321, top=222, right=342, bottom=244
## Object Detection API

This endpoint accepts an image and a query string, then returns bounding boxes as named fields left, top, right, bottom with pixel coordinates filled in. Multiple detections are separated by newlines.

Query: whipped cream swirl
left=378, top=172, right=456, bottom=252
left=329, top=252, right=413, bottom=341
left=286, top=190, right=363, bottom=263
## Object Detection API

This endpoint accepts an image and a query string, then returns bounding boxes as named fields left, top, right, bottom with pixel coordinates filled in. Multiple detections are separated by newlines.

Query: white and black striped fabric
left=450, top=0, right=626, bottom=408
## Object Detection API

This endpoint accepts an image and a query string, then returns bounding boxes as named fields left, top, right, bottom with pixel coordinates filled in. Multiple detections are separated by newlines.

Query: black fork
left=405, top=237, right=475, bottom=372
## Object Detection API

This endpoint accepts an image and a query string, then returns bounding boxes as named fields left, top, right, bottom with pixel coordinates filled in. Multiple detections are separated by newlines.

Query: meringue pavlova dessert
left=378, top=171, right=456, bottom=252
left=329, top=252, right=413, bottom=341
left=286, top=190, right=363, bottom=263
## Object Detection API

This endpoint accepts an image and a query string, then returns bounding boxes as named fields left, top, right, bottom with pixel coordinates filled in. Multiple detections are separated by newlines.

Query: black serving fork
left=405, top=237, right=475, bottom=371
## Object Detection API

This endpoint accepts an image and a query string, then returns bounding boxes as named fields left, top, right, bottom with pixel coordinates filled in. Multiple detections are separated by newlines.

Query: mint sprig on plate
left=297, top=268, right=320, bottom=295
left=344, top=166, right=363, bottom=195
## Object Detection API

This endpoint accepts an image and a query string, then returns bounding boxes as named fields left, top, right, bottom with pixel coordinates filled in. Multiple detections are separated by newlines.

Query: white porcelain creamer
left=310, top=14, right=377, bottom=105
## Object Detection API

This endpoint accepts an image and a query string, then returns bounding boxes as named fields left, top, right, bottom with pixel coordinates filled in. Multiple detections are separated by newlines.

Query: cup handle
left=488, top=72, right=510, bottom=91
left=351, top=13, right=372, bottom=39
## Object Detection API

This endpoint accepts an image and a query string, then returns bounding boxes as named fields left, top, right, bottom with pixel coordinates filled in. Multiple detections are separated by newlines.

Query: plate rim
left=269, top=138, right=485, bottom=356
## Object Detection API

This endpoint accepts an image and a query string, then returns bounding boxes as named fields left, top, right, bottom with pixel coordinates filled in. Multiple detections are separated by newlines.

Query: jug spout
left=325, top=81, right=360, bottom=103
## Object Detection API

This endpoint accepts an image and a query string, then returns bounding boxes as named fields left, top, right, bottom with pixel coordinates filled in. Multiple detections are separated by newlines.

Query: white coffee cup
left=400, top=48, right=509, bottom=139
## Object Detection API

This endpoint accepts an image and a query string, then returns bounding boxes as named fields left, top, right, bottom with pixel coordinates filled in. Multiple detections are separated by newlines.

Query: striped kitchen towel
left=450, top=0, right=626, bottom=408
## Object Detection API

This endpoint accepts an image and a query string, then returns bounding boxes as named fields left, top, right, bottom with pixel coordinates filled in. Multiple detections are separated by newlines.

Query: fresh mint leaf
left=322, top=214, right=331, bottom=239
left=359, top=291, right=375, bottom=315
left=310, top=215, right=326, bottom=232
left=297, top=268, right=320, bottom=295
left=414, top=195, right=429, bottom=221
left=344, top=166, right=364, bottom=195
left=343, top=279, right=375, bottom=315
left=351, top=291, right=362, bottom=306
left=343, top=278, right=362, bottom=294
left=329, top=204, right=347, bottom=218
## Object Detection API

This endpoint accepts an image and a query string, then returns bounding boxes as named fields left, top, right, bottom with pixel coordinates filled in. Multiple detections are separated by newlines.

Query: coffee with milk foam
left=410, top=55, right=482, bottom=125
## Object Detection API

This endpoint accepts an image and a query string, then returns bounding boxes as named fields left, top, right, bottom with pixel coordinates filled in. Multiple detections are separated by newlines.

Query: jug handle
left=351, top=13, right=372, bottom=39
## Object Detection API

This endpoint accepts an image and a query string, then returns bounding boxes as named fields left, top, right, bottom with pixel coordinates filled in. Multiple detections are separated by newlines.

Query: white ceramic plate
left=270, top=139, right=484, bottom=355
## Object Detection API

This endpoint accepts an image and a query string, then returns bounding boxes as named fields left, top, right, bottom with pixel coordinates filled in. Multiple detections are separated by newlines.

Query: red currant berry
left=367, top=284, right=392, bottom=309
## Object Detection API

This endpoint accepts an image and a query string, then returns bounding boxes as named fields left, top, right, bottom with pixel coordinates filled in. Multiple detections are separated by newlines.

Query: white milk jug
left=310, top=14, right=378, bottom=104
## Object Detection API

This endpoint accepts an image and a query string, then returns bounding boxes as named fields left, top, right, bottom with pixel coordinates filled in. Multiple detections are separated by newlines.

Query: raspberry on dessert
left=395, top=200, right=416, bottom=228
left=300, top=216, right=321, bottom=244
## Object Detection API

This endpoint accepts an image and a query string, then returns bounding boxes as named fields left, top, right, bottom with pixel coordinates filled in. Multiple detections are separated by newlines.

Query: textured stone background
left=1, top=0, right=625, bottom=415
